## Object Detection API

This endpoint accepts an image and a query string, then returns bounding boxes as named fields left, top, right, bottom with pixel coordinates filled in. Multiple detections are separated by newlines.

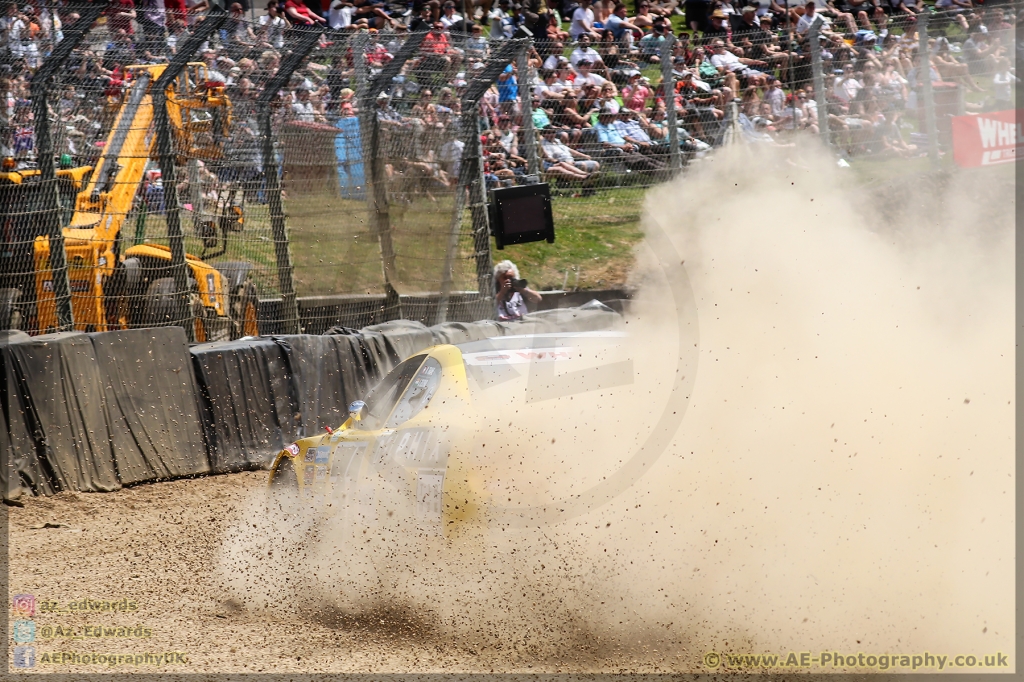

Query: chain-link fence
left=2, top=1, right=1017, bottom=337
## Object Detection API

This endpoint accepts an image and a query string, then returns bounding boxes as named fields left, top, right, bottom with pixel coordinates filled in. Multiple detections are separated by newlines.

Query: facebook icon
left=13, top=646, right=36, bottom=668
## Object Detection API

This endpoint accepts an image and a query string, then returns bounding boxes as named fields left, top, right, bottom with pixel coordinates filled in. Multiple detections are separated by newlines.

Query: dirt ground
left=7, top=471, right=681, bottom=674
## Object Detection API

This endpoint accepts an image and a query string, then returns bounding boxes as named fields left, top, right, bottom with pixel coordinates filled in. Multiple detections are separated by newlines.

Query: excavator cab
left=0, top=160, right=93, bottom=333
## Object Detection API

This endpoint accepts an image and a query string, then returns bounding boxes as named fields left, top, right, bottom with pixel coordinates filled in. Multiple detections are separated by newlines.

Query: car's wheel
left=269, top=456, right=298, bottom=491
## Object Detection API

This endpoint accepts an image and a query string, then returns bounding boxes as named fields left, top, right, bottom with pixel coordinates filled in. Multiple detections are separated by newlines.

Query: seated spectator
left=605, top=3, right=643, bottom=43
left=622, top=71, right=652, bottom=110
left=440, top=1, right=464, bottom=28
left=284, top=0, right=325, bottom=24
left=465, top=24, right=489, bottom=59
left=489, top=0, right=516, bottom=38
left=570, top=0, right=602, bottom=40
left=574, top=59, right=608, bottom=88
left=291, top=86, right=325, bottom=123
left=328, top=0, right=357, bottom=29
left=571, top=34, right=605, bottom=71
left=633, top=1, right=656, bottom=29
left=638, top=17, right=670, bottom=63
left=593, top=106, right=666, bottom=171
left=702, top=9, right=731, bottom=42
left=709, top=38, right=768, bottom=86
left=597, top=81, right=621, bottom=113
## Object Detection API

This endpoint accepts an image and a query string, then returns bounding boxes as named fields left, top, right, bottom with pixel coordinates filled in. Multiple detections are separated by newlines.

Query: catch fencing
left=1, top=2, right=1016, bottom=338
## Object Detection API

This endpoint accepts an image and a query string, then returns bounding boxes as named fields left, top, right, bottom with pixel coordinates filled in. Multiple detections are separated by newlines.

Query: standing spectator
left=494, top=260, right=542, bottom=321
left=138, top=0, right=167, bottom=61
left=260, top=2, right=287, bottom=45
left=495, top=63, right=518, bottom=115
left=106, top=0, right=137, bottom=37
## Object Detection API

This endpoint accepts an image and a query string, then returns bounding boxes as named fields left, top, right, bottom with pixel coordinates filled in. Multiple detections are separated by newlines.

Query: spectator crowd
left=0, top=0, right=1019, bottom=196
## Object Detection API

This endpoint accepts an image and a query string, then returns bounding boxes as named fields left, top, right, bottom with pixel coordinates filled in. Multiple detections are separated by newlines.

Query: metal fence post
left=659, top=36, right=681, bottom=171
left=357, top=30, right=428, bottom=295
left=29, top=2, right=109, bottom=332
left=917, top=12, right=940, bottom=169
left=436, top=39, right=526, bottom=325
left=809, top=16, right=830, bottom=149
left=516, top=44, right=539, bottom=177
left=255, top=26, right=324, bottom=335
left=152, top=7, right=228, bottom=341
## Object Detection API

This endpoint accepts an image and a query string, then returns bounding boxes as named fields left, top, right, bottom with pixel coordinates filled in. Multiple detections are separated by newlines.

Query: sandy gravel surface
left=8, top=471, right=678, bottom=674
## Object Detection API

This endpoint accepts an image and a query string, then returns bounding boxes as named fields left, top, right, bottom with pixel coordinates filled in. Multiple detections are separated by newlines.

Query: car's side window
left=386, top=357, right=442, bottom=428
left=355, top=355, right=426, bottom=430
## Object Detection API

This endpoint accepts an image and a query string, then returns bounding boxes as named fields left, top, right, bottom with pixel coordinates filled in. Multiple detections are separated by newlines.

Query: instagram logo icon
left=11, top=594, right=35, bottom=618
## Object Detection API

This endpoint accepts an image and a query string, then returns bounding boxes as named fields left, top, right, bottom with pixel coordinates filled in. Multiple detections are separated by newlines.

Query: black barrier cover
left=2, top=332, right=120, bottom=493
left=190, top=339, right=298, bottom=473
left=90, top=328, right=209, bottom=485
left=429, top=320, right=508, bottom=346
left=273, top=333, right=394, bottom=437
left=1, top=330, right=52, bottom=499
left=362, top=320, right=436, bottom=362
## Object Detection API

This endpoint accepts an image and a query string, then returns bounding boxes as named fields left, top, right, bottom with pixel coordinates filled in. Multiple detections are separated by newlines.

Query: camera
left=511, top=278, right=528, bottom=290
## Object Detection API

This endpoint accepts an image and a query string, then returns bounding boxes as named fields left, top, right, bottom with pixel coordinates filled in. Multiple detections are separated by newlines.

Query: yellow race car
left=266, top=330, right=631, bottom=536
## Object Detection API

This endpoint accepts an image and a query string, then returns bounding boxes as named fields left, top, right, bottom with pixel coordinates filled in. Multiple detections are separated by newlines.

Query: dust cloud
left=216, top=144, right=1013, bottom=671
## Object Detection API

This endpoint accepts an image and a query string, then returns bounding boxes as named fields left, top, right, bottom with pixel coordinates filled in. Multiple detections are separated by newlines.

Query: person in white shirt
left=327, top=0, right=355, bottom=30
left=832, top=63, right=863, bottom=103
left=709, top=39, right=767, bottom=77
left=540, top=128, right=600, bottom=172
left=570, top=34, right=604, bottom=70
left=439, top=1, right=463, bottom=27
left=570, top=0, right=600, bottom=40
left=574, top=60, right=608, bottom=88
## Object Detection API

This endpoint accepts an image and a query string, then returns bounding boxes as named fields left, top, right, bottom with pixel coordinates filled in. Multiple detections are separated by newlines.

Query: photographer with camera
left=494, top=260, right=543, bottom=321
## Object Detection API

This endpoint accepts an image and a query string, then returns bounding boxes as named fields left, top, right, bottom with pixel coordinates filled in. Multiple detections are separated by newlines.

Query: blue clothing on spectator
left=497, top=67, right=518, bottom=102
left=614, top=119, right=652, bottom=144
left=595, top=121, right=627, bottom=145
left=606, top=14, right=629, bottom=40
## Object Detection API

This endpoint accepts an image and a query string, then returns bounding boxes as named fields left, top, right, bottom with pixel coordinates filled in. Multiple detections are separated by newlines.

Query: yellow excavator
left=0, top=62, right=258, bottom=340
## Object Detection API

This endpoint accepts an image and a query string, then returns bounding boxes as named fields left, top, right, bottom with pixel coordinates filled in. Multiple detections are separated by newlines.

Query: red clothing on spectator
left=164, top=0, right=186, bottom=22
left=421, top=31, right=451, bottom=55
left=284, top=0, right=316, bottom=24
left=106, top=0, right=136, bottom=35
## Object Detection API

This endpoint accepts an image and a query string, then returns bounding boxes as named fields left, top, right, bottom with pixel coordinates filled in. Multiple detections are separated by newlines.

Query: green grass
left=497, top=186, right=646, bottom=291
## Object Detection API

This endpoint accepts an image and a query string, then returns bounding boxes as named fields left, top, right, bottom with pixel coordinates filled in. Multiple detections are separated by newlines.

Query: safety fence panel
left=4, top=4, right=1017, bottom=338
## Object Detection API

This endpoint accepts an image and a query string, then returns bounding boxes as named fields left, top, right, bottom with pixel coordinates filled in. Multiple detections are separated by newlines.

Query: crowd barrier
left=0, top=304, right=620, bottom=499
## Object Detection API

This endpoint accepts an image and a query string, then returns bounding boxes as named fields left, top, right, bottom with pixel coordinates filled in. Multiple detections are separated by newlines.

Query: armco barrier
left=89, top=328, right=209, bottom=485
left=2, top=304, right=621, bottom=498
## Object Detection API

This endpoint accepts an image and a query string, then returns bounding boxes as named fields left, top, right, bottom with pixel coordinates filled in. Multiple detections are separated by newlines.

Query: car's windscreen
left=386, top=357, right=442, bottom=428
left=353, top=355, right=426, bottom=431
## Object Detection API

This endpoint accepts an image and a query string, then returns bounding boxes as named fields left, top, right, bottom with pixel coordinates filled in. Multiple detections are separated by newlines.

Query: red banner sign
left=951, top=110, right=1022, bottom=167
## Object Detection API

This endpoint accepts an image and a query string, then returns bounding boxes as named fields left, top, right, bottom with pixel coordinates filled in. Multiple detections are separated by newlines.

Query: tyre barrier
left=0, top=303, right=620, bottom=499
